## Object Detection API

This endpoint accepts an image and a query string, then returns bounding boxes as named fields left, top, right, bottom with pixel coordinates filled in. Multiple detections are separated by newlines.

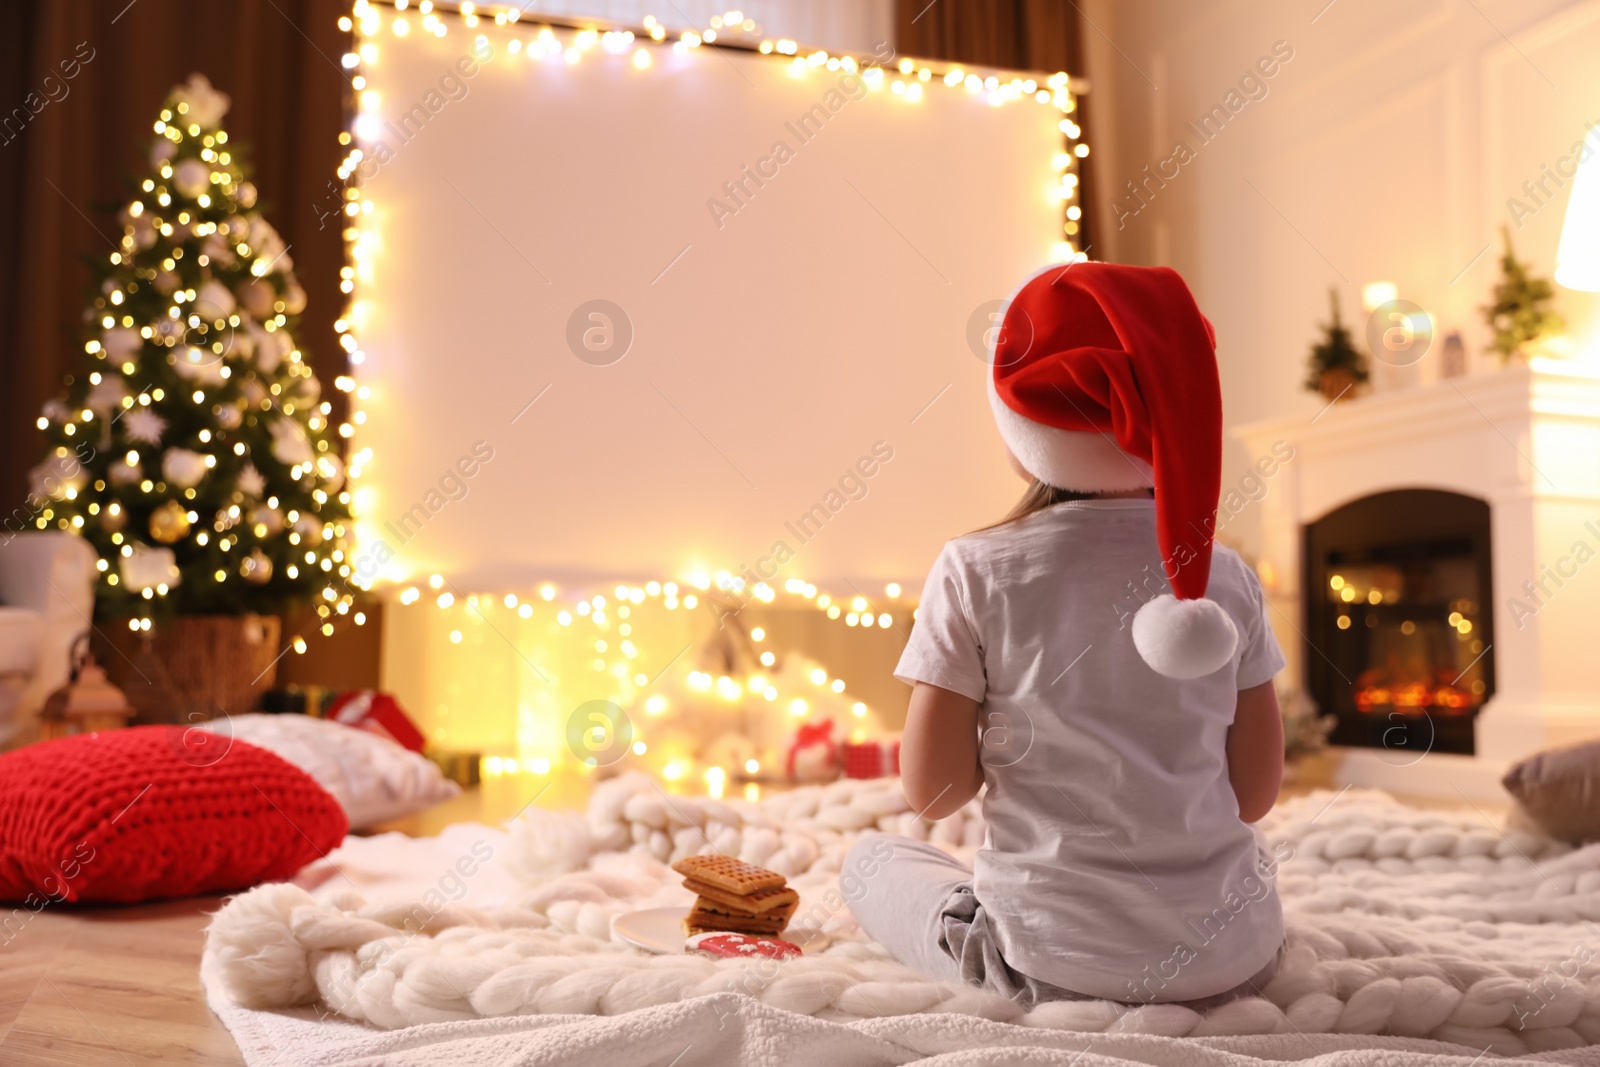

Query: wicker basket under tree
left=96, top=614, right=283, bottom=724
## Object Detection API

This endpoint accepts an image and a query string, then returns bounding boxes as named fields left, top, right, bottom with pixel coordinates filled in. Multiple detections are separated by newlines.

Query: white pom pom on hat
left=1131, top=595, right=1239, bottom=679
left=987, top=262, right=1238, bottom=679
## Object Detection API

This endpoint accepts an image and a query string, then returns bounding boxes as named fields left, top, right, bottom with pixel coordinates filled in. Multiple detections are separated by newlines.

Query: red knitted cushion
left=0, top=725, right=348, bottom=904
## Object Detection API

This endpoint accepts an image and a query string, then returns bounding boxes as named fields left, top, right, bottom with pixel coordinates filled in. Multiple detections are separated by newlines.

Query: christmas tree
left=1483, top=224, right=1564, bottom=362
left=30, top=74, right=355, bottom=625
left=1302, top=287, right=1369, bottom=400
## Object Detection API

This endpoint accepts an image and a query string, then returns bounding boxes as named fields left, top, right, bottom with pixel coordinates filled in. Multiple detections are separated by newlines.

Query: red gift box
left=326, top=690, right=426, bottom=752
left=842, top=737, right=900, bottom=779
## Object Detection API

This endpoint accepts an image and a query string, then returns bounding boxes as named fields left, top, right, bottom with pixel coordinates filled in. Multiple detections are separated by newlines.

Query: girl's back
left=896, top=497, right=1284, bottom=1002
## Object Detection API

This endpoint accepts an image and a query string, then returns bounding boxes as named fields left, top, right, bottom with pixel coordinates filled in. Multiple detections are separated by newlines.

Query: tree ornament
left=194, top=279, right=236, bottom=321
left=217, top=404, right=243, bottom=430
left=102, top=326, right=142, bottom=360
left=289, top=372, right=320, bottom=403
left=315, top=453, right=345, bottom=493
left=148, top=500, right=192, bottom=544
left=121, top=544, right=180, bottom=592
left=1303, top=288, right=1370, bottom=401
left=131, top=213, right=157, bottom=249
left=236, top=462, right=266, bottom=498
left=293, top=515, right=325, bottom=546
left=108, top=459, right=143, bottom=486
left=122, top=407, right=167, bottom=445
left=86, top=375, right=128, bottom=414
left=249, top=504, right=284, bottom=537
left=1484, top=225, right=1565, bottom=363
left=161, top=448, right=209, bottom=489
left=231, top=324, right=255, bottom=361
left=172, top=347, right=226, bottom=386
left=237, top=277, right=276, bottom=319
left=173, top=158, right=210, bottom=199
left=28, top=451, right=88, bottom=499
left=270, top=417, right=313, bottom=466
left=239, top=549, right=273, bottom=585
left=150, top=138, right=177, bottom=168
left=200, top=232, right=237, bottom=268
left=237, top=181, right=257, bottom=208
left=171, top=73, right=231, bottom=129
left=249, top=217, right=289, bottom=270
left=283, top=282, right=308, bottom=315
left=252, top=321, right=291, bottom=373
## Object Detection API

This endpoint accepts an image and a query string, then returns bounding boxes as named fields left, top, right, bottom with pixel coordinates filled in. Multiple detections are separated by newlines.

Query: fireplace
left=1232, top=358, right=1600, bottom=798
left=1302, top=489, right=1495, bottom=756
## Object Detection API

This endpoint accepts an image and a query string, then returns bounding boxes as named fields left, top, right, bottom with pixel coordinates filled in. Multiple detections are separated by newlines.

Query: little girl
left=844, top=263, right=1287, bottom=1009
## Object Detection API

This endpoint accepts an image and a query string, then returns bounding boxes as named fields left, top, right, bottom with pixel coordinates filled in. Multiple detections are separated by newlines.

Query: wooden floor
left=0, top=895, right=245, bottom=1066
left=0, top=759, right=1499, bottom=1066
left=0, top=766, right=613, bottom=1066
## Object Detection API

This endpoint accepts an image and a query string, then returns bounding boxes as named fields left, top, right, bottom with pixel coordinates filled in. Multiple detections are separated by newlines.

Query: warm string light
left=421, top=580, right=889, bottom=778
left=393, top=572, right=906, bottom=634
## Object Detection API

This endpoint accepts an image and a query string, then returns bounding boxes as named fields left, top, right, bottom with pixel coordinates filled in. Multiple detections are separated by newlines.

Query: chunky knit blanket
left=205, top=775, right=1600, bottom=1062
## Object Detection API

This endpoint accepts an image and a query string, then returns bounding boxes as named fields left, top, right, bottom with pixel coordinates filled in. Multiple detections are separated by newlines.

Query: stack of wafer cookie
left=673, top=855, right=799, bottom=937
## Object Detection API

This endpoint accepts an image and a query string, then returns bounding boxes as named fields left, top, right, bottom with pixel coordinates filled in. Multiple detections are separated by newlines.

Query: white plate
left=613, top=907, right=830, bottom=955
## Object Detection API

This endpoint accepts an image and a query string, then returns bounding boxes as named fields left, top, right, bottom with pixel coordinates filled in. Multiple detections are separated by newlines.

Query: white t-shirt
left=894, top=498, right=1286, bottom=1003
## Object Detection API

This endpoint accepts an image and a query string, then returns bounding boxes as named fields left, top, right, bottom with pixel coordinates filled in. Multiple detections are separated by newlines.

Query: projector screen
left=349, top=23, right=1069, bottom=590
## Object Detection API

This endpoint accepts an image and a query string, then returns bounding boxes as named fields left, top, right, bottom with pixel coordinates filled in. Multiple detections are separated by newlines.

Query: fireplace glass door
left=1302, top=489, right=1495, bottom=756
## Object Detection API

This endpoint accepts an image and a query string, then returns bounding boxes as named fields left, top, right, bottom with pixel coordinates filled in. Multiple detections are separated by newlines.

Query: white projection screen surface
left=351, top=28, right=1067, bottom=590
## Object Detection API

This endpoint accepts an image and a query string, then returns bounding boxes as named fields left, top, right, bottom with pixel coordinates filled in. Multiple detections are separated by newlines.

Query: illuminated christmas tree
left=30, top=74, right=355, bottom=624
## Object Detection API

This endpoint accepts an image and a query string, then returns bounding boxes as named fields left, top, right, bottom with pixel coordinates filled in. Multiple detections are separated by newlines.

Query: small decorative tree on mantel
left=1483, top=225, right=1565, bottom=363
left=28, top=74, right=355, bottom=721
left=1303, top=287, right=1370, bottom=402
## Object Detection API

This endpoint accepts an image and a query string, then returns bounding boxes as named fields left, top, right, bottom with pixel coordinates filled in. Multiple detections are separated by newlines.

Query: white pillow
left=199, top=713, right=460, bottom=829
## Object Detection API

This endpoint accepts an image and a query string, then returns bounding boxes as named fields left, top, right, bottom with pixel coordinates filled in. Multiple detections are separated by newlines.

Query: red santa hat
left=987, top=261, right=1237, bottom=679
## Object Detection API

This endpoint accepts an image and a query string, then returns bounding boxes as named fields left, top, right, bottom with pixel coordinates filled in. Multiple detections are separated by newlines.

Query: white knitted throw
left=205, top=775, right=1600, bottom=1055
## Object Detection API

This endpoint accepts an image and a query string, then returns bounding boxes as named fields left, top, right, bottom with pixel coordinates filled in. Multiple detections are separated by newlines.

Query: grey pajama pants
left=841, top=834, right=1281, bottom=1012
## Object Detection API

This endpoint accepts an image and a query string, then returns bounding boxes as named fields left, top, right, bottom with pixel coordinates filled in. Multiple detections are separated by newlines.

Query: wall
left=1080, top=0, right=1600, bottom=564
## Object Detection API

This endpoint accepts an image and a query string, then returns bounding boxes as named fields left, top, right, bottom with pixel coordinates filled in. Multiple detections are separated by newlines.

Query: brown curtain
left=895, top=0, right=1096, bottom=253
left=0, top=0, right=379, bottom=689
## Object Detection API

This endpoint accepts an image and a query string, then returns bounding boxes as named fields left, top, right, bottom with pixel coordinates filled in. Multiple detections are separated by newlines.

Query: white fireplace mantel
left=1234, top=358, right=1600, bottom=797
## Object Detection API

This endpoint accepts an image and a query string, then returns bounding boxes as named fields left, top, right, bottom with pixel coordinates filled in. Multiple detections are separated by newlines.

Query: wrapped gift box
left=842, top=737, right=900, bottom=779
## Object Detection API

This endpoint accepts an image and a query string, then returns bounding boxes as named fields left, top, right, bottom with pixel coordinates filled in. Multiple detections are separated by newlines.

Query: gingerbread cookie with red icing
left=684, top=931, right=803, bottom=961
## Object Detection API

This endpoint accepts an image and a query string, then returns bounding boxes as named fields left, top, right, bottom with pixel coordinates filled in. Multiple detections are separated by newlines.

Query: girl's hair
left=981, top=480, right=1100, bottom=531
left=982, top=480, right=1159, bottom=531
